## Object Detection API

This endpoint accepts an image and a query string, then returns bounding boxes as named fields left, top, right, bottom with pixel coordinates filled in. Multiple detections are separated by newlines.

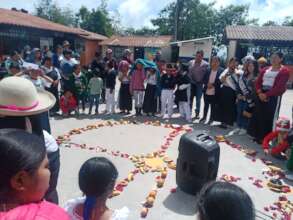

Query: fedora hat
left=0, top=77, right=56, bottom=116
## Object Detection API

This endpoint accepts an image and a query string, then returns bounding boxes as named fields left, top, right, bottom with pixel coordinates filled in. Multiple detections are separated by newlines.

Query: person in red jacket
left=59, top=90, right=78, bottom=117
left=263, top=117, right=290, bottom=157
left=248, top=52, right=290, bottom=144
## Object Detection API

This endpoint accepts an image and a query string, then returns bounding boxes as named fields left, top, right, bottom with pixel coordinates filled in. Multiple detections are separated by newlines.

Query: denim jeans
left=237, top=100, right=249, bottom=129
left=190, top=83, right=203, bottom=114
left=89, top=94, right=100, bottom=113
left=45, top=149, right=60, bottom=204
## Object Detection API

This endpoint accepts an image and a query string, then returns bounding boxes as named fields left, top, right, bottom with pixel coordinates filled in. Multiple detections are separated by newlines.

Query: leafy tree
left=76, top=3, right=114, bottom=36
left=34, top=0, right=75, bottom=26
left=151, top=0, right=258, bottom=44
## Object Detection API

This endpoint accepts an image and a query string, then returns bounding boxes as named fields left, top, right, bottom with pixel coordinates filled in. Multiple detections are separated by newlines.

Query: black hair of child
left=0, top=129, right=46, bottom=200
left=63, top=49, right=72, bottom=56
left=197, top=181, right=255, bottom=220
left=78, top=157, right=118, bottom=198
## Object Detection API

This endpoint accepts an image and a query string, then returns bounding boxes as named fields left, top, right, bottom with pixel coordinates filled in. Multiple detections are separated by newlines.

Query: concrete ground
left=51, top=90, right=293, bottom=220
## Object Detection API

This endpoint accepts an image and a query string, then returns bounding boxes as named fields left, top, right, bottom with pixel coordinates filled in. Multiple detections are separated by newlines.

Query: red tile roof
left=225, top=25, right=293, bottom=42
left=0, top=8, right=107, bottom=41
left=100, top=35, right=172, bottom=48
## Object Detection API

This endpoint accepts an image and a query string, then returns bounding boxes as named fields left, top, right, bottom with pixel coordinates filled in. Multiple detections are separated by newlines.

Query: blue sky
left=1, top=0, right=292, bottom=28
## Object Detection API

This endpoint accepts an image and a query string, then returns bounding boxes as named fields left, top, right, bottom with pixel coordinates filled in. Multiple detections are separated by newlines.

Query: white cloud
left=0, top=0, right=292, bottom=27
left=112, top=0, right=174, bottom=28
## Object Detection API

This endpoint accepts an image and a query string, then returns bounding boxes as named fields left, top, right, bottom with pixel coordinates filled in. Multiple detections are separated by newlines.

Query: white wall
left=178, top=38, right=213, bottom=61
left=227, top=40, right=237, bottom=60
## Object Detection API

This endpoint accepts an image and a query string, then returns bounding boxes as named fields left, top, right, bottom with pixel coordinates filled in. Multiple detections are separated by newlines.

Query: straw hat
left=0, top=77, right=56, bottom=116
left=257, top=57, right=267, bottom=64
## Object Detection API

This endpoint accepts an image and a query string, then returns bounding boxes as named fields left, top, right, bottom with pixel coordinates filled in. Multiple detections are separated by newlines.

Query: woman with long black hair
left=248, top=52, right=290, bottom=144
left=0, top=77, right=60, bottom=204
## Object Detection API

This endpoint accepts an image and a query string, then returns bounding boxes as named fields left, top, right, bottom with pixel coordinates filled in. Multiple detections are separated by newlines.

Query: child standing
left=143, top=67, right=158, bottom=116
left=64, top=157, right=129, bottom=220
left=130, top=59, right=146, bottom=116
left=160, top=66, right=176, bottom=119
left=60, top=90, right=78, bottom=117
left=69, top=64, right=88, bottom=114
left=105, top=61, right=116, bottom=114
left=176, top=64, right=191, bottom=122
left=88, top=70, right=103, bottom=115
left=118, top=60, right=132, bottom=114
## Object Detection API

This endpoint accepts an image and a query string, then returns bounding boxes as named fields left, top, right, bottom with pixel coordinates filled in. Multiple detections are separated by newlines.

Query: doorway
left=134, top=47, right=145, bottom=60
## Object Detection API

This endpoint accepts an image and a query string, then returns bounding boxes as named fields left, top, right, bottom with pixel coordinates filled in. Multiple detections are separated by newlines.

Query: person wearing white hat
left=0, top=77, right=60, bottom=204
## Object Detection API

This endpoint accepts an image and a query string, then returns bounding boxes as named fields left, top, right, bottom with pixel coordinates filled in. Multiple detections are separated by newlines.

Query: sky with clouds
left=1, top=0, right=292, bottom=28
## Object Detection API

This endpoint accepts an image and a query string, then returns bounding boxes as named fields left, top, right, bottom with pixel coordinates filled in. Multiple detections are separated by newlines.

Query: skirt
left=218, top=86, right=237, bottom=126
left=119, top=83, right=132, bottom=111
left=248, top=95, right=281, bottom=142
left=143, top=84, right=157, bottom=114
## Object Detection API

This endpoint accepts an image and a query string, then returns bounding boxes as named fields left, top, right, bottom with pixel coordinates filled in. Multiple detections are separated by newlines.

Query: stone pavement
left=51, top=90, right=293, bottom=220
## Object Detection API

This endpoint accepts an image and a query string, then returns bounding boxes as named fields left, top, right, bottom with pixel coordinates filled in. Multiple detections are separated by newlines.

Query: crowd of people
left=0, top=40, right=292, bottom=220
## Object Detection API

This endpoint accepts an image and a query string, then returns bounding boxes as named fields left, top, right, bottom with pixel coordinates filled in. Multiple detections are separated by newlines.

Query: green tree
left=76, top=3, right=114, bottom=36
left=151, top=0, right=258, bottom=44
left=213, top=4, right=258, bottom=43
left=34, top=0, right=75, bottom=26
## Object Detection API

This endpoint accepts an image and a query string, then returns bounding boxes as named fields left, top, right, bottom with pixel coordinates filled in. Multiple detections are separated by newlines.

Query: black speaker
left=176, top=131, right=220, bottom=195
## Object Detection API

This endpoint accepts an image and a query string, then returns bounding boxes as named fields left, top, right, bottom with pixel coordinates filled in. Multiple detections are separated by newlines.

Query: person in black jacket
left=105, top=61, right=116, bottom=114
left=200, top=56, right=224, bottom=124
left=175, top=63, right=191, bottom=122
left=160, top=69, right=176, bottom=119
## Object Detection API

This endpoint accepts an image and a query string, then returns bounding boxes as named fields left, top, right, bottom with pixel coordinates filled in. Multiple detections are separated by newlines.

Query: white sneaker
left=238, top=129, right=247, bottom=135
left=227, top=128, right=240, bottom=136
left=164, top=115, right=170, bottom=119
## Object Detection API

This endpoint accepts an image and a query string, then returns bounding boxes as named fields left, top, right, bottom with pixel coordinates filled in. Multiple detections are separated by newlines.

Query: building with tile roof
left=0, top=8, right=107, bottom=65
left=100, top=35, right=172, bottom=61
left=225, top=25, right=293, bottom=86
left=225, top=25, right=293, bottom=65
